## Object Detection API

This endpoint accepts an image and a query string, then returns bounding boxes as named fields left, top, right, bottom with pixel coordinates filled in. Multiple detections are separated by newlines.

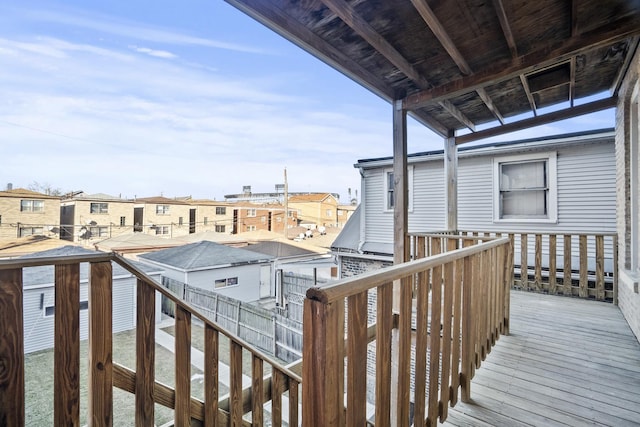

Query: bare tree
left=28, top=181, right=63, bottom=196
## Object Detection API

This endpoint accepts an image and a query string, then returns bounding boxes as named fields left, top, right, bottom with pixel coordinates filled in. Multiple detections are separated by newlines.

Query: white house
left=333, top=129, right=617, bottom=279
left=22, top=246, right=163, bottom=354
left=138, top=240, right=275, bottom=302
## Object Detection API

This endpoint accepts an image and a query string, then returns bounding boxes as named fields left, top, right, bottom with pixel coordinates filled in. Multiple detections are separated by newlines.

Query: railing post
left=302, top=298, right=344, bottom=427
left=54, top=263, right=81, bottom=427
left=461, top=255, right=475, bottom=403
left=88, top=261, right=113, bottom=427
left=0, top=268, right=24, bottom=427
left=175, top=306, right=192, bottom=426
left=136, top=279, right=155, bottom=426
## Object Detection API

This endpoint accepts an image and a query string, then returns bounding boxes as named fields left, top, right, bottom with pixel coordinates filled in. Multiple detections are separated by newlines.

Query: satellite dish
left=48, top=226, right=60, bottom=234
left=88, top=220, right=97, bottom=226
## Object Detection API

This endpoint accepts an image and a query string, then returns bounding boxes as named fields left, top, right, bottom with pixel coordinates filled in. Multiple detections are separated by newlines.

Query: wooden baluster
left=579, top=235, right=588, bottom=298
left=230, top=340, right=243, bottom=425
left=412, top=244, right=429, bottom=426
left=251, top=356, right=264, bottom=426
left=347, top=292, right=368, bottom=425
left=461, top=255, right=475, bottom=403
left=563, top=235, right=572, bottom=296
left=596, top=235, right=605, bottom=301
left=88, top=261, right=113, bottom=427
left=302, top=298, right=344, bottom=427
left=136, top=279, right=155, bottom=426
left=272, top=370, right=283, bottom=427
left=0, top=268, right=24, bottom=427
left=375, top=282, right=393, bottom=427
left=175, top=306, right=192, bottom=426
left=440, top=259, right=454, bottom=423
left=549, top=235, right=557, bottom=295
left=289, top=380, right=299, bottom=427
left=397, top=274, right=413, bottom=427
left=54, top=263, right=80, bottom=427
left=450, top=258, right=463, bottom=406
left=427, top=239, right=442, bottom=426
left=520, top=234, right=528, bottom=290
left=204, top=325, right=219, bottom=427
left=535, top=234, right=542, bottom=291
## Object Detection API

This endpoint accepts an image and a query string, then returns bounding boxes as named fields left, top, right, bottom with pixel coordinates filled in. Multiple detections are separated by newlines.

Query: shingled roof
left=139, top=240, right=273, bottom=271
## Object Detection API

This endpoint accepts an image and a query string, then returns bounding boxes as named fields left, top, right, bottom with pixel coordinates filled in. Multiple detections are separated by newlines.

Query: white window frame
left=45, top=300, right=88, bottom=317
left=215, top=277, right=238, bottom=289
left=247, top=208, right=256, bottom=217
left=90, top=226, right=109, bottom=238
left=215, top=224, right=225, bottom=233
left=383, top=166, right=414, bottom=212
left=216, top=207, right=226, bottom=215
left=155, top=225, right=170, bottom=235
left=156, top=204, right=170, bottom=215
left=90, top=202, right=108, bottom=214
left=493, top=152, right=557, bottom=223
left=20, top=199, right=44, bottom=212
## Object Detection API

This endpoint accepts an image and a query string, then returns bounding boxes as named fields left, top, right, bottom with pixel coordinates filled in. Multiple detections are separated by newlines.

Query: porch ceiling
left=225, top=0, right=640, bottom=142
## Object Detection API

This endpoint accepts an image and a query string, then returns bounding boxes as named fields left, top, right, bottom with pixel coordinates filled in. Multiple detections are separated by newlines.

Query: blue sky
left=0, top=1, right=615, bottom=202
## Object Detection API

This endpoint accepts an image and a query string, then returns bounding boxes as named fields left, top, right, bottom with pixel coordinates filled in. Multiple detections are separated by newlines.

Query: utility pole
left=284, top=168, right=289, bottom=238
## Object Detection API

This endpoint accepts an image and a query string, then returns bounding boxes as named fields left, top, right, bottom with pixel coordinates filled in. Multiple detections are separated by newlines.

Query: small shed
left=138, top=240, right=274, bottom=301
left=21, top=246, right=163, bottom=354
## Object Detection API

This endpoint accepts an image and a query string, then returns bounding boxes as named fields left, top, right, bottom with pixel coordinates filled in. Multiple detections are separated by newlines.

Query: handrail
left=114, top=254, right=302, bottom=383
left=307, top=237, right=510, bottom=303
left=302, top=236, right=513, bottom=426
left=0, top=250, right=301, bottom=427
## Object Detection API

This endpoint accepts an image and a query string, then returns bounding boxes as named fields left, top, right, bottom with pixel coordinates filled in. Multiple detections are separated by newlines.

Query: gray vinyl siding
left=358, top=138, right=616, bottom=264
left=409, top=162, right=446, bottom=232
left=363, top=169, right=393, bottom=245
left=155, top=264, right=267, bottom=303
left=23, top=276, right=147, bottom=354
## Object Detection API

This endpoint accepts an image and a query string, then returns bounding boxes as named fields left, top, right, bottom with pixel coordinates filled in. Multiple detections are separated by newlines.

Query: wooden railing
left=454, top=231, right=618, bottom=303
left=302, top=236, right=512, bottom=426
left=0, top=253, right=301, bottom=426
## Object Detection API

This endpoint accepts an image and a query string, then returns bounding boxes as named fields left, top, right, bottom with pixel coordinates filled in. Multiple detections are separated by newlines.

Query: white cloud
left=129, top=45, right=177, bottom=59
left=21, top=7, right=271, bottom=54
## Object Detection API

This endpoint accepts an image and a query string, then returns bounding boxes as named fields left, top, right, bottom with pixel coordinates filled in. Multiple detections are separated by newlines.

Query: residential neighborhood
left=1, top=2, right=640, bottom=427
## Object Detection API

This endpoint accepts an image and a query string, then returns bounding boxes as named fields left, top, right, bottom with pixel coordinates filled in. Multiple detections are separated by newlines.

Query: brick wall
left=339, top=254, right=393, bottom=278
left=616, top=46, right=640, bottom=341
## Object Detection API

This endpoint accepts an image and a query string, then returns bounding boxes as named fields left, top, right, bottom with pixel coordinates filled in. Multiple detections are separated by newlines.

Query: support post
left=445, top=131, right=458, bottom=231
left=392, top=99, right=409, bottom=310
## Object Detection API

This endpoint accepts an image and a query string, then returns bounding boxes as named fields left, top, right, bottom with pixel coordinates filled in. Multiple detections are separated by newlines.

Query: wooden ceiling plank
left=404, top=14, right=640, bottom=110
left=519, top=74, right=538, bottom=116
left=571, top=0, right=579, bottom=37
left=320, top=0, right=474, bottom=132
left=454, top=96, right=617, bottom=145
left=410, top=0, right=473, bottom=75
left=411, top=0, right=503, bottom=125
left=492, top=0, right=518, bottom=57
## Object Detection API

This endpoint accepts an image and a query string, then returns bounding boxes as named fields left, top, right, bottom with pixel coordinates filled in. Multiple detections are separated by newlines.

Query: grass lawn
left=24, top=328, right=208, bottom=427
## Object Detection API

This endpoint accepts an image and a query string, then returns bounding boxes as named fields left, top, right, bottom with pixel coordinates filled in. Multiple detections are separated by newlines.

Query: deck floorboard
left=444, top=291, right=640, bottom=427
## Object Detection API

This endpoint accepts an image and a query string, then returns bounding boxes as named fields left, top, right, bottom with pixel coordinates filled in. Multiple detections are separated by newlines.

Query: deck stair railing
left=0, top=252, right=301, bottom=427
left=302, top=234, right=512, bottom=427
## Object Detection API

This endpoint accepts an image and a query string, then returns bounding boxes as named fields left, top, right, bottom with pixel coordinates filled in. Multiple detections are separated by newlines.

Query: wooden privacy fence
left=454, top=231, right=618, bottom=302
left=160, top=273, right=317, bottom=363
left=302, top=236, right=512, bottom=427
left=0, top=253, right=301, bottom=427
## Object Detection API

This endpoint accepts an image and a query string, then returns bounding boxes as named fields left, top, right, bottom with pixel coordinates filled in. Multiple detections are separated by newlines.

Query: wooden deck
left=444, top=290, right=640, bottom=426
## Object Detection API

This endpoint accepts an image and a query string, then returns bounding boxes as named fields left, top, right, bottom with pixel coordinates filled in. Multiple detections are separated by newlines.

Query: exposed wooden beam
left=404, top=14, right=640, bottom=110
left=611, top=36, right=640, bottom=96
left=476, top=87, right=505, bottom=124
left=412, top=0, right=504, bottom=125
left=519, top=74, right=538, bottom=116
left=411, top=0, right=472, bottom=75
left=320, top=0, right=475, bottom=131
left=454, top=96, right=617, bottom=145
left=492, top=0, right=518, bottom=57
